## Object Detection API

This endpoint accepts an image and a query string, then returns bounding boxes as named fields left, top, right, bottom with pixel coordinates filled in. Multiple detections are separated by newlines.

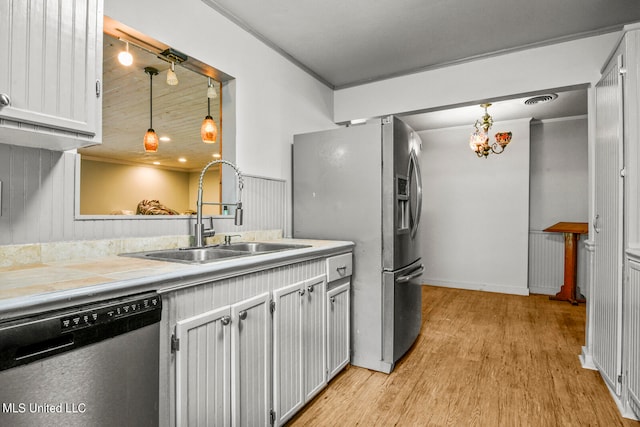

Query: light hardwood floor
left=288, top=286, right=640, bottom=426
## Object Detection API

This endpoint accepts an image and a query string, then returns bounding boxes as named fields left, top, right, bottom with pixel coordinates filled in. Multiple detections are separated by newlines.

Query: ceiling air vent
left=524, top=93, right=558, bottom=105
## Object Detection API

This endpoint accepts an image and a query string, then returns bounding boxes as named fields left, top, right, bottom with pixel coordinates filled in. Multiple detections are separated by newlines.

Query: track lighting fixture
left=207, top=77, right=217, bottom=99
left=118, top=41, right=133, bottom=66
left=166, top=62, right=178, bottom=86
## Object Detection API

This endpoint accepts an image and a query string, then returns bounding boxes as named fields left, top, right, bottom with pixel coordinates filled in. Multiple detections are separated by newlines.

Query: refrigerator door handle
left=396, top=264, right=425, bottom=283
left=408, top=150, right=423, bottom=238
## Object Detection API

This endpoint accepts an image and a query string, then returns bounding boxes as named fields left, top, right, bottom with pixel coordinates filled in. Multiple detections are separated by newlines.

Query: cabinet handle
left=95, top=80, right=101, bottom=98
left=307, top=285, right=314, bottom=293
left=336, top=265, right=347, bottom=275
left=594, top=214, right=600, bottom=233
left=330, top=296, right=336, bottom=304
left=221, top=315, right=231, bottom=325
left=238, top=310, right=247, bottom=320
left=0, top=93, right=10, bottom=107
left=299, top=289, right=305, bottom=296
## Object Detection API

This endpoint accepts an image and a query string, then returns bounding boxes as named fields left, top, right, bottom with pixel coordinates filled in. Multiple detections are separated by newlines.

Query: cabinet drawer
left=326, top=253, right=352, bottom=282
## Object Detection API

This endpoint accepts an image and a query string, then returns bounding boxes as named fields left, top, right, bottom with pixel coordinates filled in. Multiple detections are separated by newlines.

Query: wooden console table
left=543, top=222, right=588, bottom=305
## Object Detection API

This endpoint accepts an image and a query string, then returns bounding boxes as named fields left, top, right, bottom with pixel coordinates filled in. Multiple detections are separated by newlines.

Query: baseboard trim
left=423, top=278, right=529, bottom=296
left=579, top=346, right=597, bottom=370
left=603, top=379, right=640, bottom=421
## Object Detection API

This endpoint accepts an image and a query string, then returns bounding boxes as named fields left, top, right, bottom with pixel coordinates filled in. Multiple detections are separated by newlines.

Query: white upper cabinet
left=0, top=0, right=103, bottom=150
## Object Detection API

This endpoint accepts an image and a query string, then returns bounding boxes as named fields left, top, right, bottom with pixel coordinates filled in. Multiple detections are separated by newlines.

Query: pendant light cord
left=149, top=72, right=153, bottom=129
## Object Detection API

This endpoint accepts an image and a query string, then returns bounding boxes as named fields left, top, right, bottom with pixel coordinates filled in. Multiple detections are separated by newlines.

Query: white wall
left=529, top=117, right=589, bottom=230
left=417, top=117, right=589, bottom=296
left=334, top=33, right=619, bottom=123
left=528, top=117, right=589, bottom=295
left=418, top=119, right=531, bottom=295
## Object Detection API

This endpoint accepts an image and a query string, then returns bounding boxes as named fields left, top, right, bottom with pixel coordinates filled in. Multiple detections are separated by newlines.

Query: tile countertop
left=0, top=239, right=354, bottom=320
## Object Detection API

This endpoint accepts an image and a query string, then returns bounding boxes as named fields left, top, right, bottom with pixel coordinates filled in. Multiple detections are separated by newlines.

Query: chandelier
left=469, top=103, right=512, bottom=158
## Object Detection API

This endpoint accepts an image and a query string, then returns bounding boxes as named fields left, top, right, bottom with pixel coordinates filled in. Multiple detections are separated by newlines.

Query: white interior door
left=592, top=54, right=625, bottom=394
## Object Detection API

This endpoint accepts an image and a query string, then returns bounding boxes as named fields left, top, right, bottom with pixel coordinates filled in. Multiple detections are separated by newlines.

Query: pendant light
left=200, top=78, right=218, bottom=144
left=143, top=67, right=159, bottom=152
left=468, top=103, right=512, bottom=158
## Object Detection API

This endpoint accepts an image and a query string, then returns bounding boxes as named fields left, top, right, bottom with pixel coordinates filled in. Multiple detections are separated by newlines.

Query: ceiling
left=201, top=0, right=640, bottom=89
left=201, top=0, right=639, bottom=132
left=402, top=88, right=588, bottom=132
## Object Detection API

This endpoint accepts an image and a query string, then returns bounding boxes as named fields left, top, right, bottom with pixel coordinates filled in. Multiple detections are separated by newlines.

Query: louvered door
left=592, top=53, right=625, bottom=394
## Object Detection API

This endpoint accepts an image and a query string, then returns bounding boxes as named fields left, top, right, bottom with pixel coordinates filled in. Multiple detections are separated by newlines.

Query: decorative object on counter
left=143, top=67, right=159, bottom=152
left=195, top=160, right=244, bottom=247
left=200, top=78, right=218, bottom=144
left=117, top=40, right=133, bottom=66
left=136, top=199, right=179, bottom=215
left=469, top=103, right=512, bottom=158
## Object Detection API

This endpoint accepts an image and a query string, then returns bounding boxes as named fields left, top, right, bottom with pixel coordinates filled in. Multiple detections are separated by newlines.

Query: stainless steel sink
left=219, top=242, right=311, bottom=253
left=122, top=247, right=251, bottom=264
left=120, top=242, right=311, bottom=264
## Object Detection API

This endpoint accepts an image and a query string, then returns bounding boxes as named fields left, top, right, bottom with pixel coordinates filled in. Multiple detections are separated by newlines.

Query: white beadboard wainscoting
left=0, top=145, right=286, bottom=246
left=627, top=256, right=640, bottom=418
left=528, top=230, right=589, bottom=298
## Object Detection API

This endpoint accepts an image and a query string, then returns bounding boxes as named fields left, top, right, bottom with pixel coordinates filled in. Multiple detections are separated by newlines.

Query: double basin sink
left=121, top=242, right=311, bottom=265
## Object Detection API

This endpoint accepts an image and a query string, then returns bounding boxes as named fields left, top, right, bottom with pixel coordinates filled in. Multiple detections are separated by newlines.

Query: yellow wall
left=80, top=159, right=195, bottom=215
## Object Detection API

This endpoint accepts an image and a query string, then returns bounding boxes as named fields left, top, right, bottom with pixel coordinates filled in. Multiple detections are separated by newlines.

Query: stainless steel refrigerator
left=293, top=115, right=424, bottom=373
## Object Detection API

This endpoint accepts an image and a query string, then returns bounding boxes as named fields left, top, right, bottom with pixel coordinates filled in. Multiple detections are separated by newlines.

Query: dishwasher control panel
left=0, top=292, right=162, bottom=371
left=60, top=294, right=161, bottom=331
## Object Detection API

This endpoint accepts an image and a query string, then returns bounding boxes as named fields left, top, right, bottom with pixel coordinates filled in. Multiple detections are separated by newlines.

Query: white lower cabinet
left=273, top=275, right=327, bottom=426
left=166, top=253, right=353, bottom=427
left=174, top=292, right=272, bottom=427
left=327, top=281, right=351, bottom=380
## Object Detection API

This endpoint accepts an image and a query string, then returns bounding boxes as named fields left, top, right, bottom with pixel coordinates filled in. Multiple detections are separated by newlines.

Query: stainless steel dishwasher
left=0, top=292, right=162, bottom=427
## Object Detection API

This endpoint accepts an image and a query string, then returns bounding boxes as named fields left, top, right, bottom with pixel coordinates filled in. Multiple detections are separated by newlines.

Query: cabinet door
left=0, top=0, right=102, bottom=149
left=273, top=281, right=305, bottom=426
left=175, top=306, right=232, bottom=427
left=327, top=282, right=351, bottom=380
left=231, top=292, right=272, bottom=427
left=303, top=276, right=327, bottom=401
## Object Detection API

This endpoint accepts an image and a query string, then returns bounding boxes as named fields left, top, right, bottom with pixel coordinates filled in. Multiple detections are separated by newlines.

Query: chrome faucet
left=195, top=160, right=244, bottom=247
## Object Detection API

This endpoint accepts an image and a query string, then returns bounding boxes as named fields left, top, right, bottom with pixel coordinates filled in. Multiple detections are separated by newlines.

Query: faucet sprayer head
left=234, top=202, right=243, bottom=226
